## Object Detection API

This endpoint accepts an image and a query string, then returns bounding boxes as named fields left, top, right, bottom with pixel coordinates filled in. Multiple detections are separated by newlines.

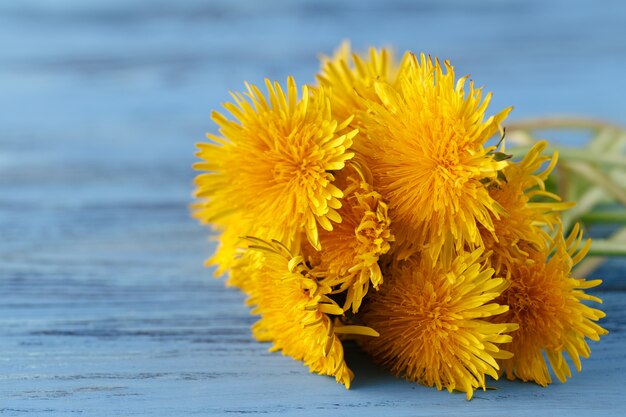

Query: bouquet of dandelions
left=192, top=43, right=614, bottom=399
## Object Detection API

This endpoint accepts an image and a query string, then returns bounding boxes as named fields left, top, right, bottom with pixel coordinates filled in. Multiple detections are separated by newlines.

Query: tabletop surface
left=2, top=1, right=626, bottom=416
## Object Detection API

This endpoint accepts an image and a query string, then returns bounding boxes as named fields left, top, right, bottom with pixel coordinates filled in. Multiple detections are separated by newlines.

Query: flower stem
left=507, top=116, right=625, bottom=132
left=581, top=210, right=626, bottom=225
left=588, top=239, right=626, bottom=257
left=506, top=145, right=626, bottom=169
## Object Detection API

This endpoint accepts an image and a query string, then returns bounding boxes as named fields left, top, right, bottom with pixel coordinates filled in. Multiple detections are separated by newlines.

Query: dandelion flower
left=193, top=77, right=358, bottom=275
left=361, top=249, right=518, bottom=400
left=302, top=161, right=394, bottom=313
left=357, top=54, right=511, bottom=264
left=317, top=41, right=404, bottom=127
left=244, top=239, right=378, bottom=388
left=482, top=141, right=574, bottom=276
left=491, top=225, right=608, bottom=386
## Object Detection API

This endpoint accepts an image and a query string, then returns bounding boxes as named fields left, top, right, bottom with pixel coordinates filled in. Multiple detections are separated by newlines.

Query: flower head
left=317, top=42, right=404, bottom=127
left=193, top=77, right=358, bottom=273
left=243, top=239, right=355, bottom=387
left=302, top=161, right=394, bottom=313
left=361, top=249, right=517, bottom=399
left=490, top=225, right=608, bottom=386
left=357, top=54, right=511, bottom=264
left=482, top=141, right=574, bottom=276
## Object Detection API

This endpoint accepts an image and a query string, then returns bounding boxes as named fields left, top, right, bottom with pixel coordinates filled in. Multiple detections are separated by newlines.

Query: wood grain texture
left=1, top=1, right=626, bottom=415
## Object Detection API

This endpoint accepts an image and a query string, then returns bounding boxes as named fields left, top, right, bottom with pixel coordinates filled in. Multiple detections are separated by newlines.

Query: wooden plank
left=0, top=257, right=622, bottom=415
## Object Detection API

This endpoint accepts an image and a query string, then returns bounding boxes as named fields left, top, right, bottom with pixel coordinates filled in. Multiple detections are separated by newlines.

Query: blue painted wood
left=1, top=1, right=625, bottom=415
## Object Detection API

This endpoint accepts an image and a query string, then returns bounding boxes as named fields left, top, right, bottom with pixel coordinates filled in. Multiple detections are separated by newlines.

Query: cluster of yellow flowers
left=193, top=43, right=607, bottom=399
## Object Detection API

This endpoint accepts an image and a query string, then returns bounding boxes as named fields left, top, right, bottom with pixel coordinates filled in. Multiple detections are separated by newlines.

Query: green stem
left=581, top=210, right=626, bottom=224
left=563, top=161, right=626, bottom=206
left=574, top=227, right=626, bottom=276
left=506, top=145, right=626, bottom=169
left=588, top=239, right=626, bottom=257
left=507, top=117, right=625, bottom=132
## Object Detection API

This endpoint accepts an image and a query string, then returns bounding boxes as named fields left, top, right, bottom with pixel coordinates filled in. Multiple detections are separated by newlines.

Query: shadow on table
left=343, top=341, right=399, bottom=389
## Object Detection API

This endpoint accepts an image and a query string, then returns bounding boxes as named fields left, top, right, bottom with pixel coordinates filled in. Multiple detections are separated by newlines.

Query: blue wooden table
left=1, top=1, right=626, bottom=415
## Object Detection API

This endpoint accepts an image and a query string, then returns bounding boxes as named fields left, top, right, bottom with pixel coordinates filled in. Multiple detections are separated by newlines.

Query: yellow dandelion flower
left=491, top=225, right=608, bottom=386
left=244, top=238, right=379, bottom=388
left=244, top=239, right=352, bottom=387
left=193, top=77, right=358, bottom=272
left=302, top=161, right=394, bottom=313
left=482, top=141, right=574, bottom=276
left=357, top=53, right=511, bottom=264
left=317, top=41, right=405, bottom=127
left=361, top=249, right=518, bottom=400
